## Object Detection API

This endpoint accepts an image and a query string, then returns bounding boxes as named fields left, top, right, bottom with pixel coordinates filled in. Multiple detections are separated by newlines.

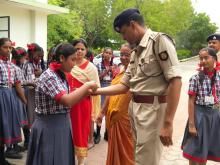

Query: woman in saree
left=67, top=39, right=101, bottom=165
left=97, top=43, right=134, bottom=165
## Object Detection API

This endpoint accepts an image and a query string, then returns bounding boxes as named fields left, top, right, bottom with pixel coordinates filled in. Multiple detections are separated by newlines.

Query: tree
left=176, top=13, right=218, bottom=55
left=47, top=11, right=83, bottom=48
left=106, top=0, right=194, bottom=47
left=48, top=0, right=217, bottom=56
left=65, top=0, right=113, bottom=48
left=158, top=0, right=194, bottom=36
left=48, top=0, right=67, bottom=7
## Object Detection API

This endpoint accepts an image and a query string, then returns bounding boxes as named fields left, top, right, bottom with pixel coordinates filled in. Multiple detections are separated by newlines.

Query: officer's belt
left=132, top=95, right=166, bottom=104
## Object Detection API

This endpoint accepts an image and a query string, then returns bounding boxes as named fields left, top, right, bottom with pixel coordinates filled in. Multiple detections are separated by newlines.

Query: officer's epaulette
left=150, top=32, right=161, bottom=42
left=131, top=48, right=137, bottom=53
left=150, top=32, right=176, bottom=46
left=151, top=32, right=175, bottom=46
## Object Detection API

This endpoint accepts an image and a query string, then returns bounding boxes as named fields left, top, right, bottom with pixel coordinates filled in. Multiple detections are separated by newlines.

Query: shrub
left=177, top=49, right=191, bottom=60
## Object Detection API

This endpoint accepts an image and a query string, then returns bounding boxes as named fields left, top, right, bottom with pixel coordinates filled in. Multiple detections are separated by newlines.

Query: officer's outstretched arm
left=95, top=83, right=129, bottom=96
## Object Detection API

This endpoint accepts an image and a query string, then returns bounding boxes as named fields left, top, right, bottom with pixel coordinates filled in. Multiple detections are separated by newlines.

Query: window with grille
left=0, top=16, right=10, bottom=38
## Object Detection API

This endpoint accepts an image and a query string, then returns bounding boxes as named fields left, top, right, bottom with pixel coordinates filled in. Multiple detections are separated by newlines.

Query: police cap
left=206, top=33, right=220, bottom=42
left=113, top=8, right=140, bottom=33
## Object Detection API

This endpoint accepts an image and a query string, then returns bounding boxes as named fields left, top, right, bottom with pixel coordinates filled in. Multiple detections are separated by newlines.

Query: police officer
left=95, top=8, right=182, bottom=165
left=207, top=33, right=220, bottom=61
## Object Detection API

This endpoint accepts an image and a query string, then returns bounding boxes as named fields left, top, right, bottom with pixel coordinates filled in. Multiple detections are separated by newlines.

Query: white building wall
left=0, top=3, right=32, bottom=49
left=30, top=11, right=47, bottom=53
left=0, top=3, right=48, bottom=55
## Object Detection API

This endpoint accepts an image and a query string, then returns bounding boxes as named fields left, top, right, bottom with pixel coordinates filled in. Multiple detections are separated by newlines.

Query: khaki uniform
left=121, top=29, right=181, bottom=165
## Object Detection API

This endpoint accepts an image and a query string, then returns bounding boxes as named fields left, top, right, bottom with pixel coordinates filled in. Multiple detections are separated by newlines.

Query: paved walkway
left=8, top=58, right=219, bottom=165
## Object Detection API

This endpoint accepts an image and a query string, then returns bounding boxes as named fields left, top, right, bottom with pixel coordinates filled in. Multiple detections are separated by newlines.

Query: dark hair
left=128, top=13, right=144, bottom=26
left=27, top=43, right=42, bottom=53
left=12, top=47, right=27, bottom=57
left=199, top=47, right=217, bottom=60
left=11, top=47, right=27, bottom=66
left=103, top=47, right=113, bottom=54
left=52, top=43, right=76, bottom=81
left=52, top=43, right=76, bottom=62
left=102, top=47, right=114, bottom=66
left=0, top=38, right=11, bottom=47
left=113, top=8, right=145, bottom=33
left=71, top=38, right=88, bottom=48
left=86, top=50, right=94, bottom=62
left=198, top=47, right=217, bottom=84
left=46, top=46, right=56, bottom=68
left=116, top=13, right=145, bottom=31
left=27, top=43, right=43, bottom=61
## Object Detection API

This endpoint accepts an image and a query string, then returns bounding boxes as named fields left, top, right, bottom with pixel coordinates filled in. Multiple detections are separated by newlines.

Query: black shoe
left=93, top=132, right=96, bottom=137
left=14, top=144, right=26, bottom=152
left=5, top=148, right=23, bottom=159
left=23, top=142, right=28, bottom=150
left=94, top=134, right=101, bottom=144
left=104, top=131, right=108, bottom=141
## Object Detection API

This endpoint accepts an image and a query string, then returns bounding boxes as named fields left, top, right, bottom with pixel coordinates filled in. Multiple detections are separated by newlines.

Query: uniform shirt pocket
left=138, top=55, right=162, bottom=77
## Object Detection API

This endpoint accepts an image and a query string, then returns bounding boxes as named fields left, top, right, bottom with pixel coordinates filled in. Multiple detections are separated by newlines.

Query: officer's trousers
left=129, top=97, right=166, bottom=165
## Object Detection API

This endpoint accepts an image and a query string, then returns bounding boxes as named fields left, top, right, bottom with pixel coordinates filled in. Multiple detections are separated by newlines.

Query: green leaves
left=48, top=0, right=218, bottom=57
left=176, top=13, right=217, bottom=55
left=47, top=11, right=83, bottom=48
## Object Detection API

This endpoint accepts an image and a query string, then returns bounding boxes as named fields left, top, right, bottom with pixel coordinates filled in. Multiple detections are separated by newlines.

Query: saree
left=106, top=70, right=134, bottom=165
left=67, top=60, right=101, bottom=157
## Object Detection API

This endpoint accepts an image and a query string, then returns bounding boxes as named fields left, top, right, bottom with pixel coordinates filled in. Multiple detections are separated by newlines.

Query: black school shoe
left=104, top=130, right=108, bottom=141
left=94, top=132, right=101, bottom=144
left=23, top=142, right=28, bottom=150
left=14, top=144, right=26, bottom=152
left=5, top=148, right=23, bottom=159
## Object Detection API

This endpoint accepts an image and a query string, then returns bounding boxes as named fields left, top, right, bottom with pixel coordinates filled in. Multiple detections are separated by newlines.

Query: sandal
left=88, top=143, right=95, bottom=150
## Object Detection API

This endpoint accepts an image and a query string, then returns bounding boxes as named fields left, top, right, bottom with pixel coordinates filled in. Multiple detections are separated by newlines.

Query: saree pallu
left=70, top=61, right=101, bottom=121
left=69, top=77, right=91, bottom=157
left=67, top=60, right=100, bottom=157
left=106, top=71, right=134, bottom=165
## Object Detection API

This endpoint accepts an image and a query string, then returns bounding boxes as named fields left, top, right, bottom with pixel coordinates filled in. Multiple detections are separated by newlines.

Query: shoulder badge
left=158, top=51, right=168, bottom=61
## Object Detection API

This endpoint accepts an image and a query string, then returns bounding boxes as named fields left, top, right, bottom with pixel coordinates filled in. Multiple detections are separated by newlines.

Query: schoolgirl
left=0, top=38, right=24, bottom=165
left=11, top=47, right=28, bottom=127
left=12, top=47, right=30, bottom=151
left=26, top=43, right=97, bottom=165
left=95, top=47, right=115, bottom=143
left=27, top=43, right=43, bottom=78
left=4, top=47, right=29, bottom=158
left=22, top=43, right=43, bottom=128
left=182, top=47, right=220, bottom=165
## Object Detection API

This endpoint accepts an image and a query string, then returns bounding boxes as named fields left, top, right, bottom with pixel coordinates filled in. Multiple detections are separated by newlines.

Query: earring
left=214, top=61, right=216, bottom=68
